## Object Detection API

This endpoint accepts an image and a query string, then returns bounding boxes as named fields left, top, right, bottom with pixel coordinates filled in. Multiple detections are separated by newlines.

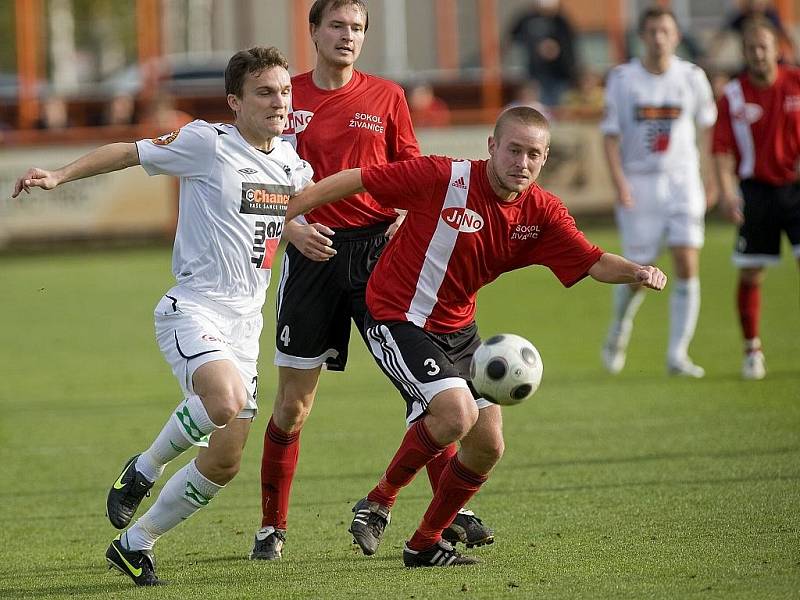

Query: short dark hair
left=638, top=6, right=678, bottom=34
left=225, top=46, right=289, bottom=97
left=493, top=106, right=550, bottom=142
left=309, top=0, right=369, bottom=32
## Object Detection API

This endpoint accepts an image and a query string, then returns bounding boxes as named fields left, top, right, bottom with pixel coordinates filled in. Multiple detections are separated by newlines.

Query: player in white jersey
left=600, top=7, right=717, bottom=378
left=11, top=47, right=313, bottom=586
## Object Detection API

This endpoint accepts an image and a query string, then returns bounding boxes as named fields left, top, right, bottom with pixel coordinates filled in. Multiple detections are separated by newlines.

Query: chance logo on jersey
left=441, top=207, right=484, bottom=233
left=240, top=183, right=292, bottom=216
left=636, top=105, right=681, bottom=154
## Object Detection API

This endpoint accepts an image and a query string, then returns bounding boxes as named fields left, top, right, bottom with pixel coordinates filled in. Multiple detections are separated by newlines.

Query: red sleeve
left=362, top=155, right=448, bottom=211
left=387, top=92, right=421, bottom=162
left=712, top=94, right=735, bottom=155
left=536, top=202, right=604, bottom=287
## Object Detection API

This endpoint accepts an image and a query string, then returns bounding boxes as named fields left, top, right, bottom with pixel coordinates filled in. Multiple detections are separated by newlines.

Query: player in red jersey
left=713, top=17, right=800, bottom=380
left=285, top=106, right=667, bottom=567
left=251, top=0, right=493, bottom=561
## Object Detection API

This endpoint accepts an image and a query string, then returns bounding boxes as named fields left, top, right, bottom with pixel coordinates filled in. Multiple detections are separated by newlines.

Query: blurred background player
left=12, top=47, right=312, bottom=586
left=707, top=0, right=800, bottom=66
left=251, top=0, right=493, bottom=562
left=712, top=17, right=800, bottom=380
left=600, top=6, right=717, bottom=378
left=284, top=106, right=668, bottom=567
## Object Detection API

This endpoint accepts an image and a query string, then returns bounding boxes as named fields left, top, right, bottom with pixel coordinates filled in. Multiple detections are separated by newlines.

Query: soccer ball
left=470, top=334, right=543, bottom=406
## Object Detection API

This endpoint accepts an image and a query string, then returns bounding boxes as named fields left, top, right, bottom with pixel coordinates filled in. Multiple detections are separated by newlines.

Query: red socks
left=260, top=417, right=300, bottom=529
left=367, top=420, right=445, bottom=509
left=737, top=280, right=761, bottom=343
left=408, top=455, right=487, bottom=551
left=426, top=443, right=458, bottom=492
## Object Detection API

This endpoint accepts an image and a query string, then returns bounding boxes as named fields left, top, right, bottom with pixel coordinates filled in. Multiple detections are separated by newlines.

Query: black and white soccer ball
left=470, top=334, right=543, bottom=406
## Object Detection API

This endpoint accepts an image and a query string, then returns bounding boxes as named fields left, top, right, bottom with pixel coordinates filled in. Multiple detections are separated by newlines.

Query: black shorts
left=363, top=312, right=493, bottom=424
left=735, top=179, right=800, bottom=267
left=274, top=223, right=390, bottom=371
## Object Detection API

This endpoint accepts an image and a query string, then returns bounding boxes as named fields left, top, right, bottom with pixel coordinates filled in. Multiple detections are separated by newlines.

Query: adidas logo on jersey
left=452, top=176, right=467, bottom=189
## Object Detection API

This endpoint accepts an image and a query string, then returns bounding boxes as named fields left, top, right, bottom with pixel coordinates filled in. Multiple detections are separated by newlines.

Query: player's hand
left=635, top=265, right=667, bottom=291
left=616, top=185, right=635, bottom=209
left=719, top=194, right=744, bottom=225
left=286, top=222, right=336, bottom=262
left=386, top=211, right=406, bottom=240
left=12, top=167, right=60, bottom=198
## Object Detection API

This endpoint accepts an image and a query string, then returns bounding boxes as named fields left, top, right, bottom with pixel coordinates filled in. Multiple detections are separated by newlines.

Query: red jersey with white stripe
left=363, top=156, right=604, bottom=333
left=283, top=70, right=420, bottom=228
left=713, top=66, right=800, bottom=185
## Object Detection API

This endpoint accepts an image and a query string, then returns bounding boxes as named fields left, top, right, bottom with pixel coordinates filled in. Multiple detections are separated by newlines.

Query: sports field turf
left=1, top=221, right=798, bottom=599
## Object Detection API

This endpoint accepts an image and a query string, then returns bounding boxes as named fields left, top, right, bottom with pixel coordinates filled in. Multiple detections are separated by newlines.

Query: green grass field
left=1, top=221, right=798, bottom=599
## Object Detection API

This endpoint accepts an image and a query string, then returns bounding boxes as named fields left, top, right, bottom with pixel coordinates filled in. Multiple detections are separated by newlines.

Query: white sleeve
left=600, top=68, right=622, bottom=136
left=692, top=67, right=718, bottom=129
left=289, top=153, right=314, bottom=192
left=135, top=120, right=217, bottom=178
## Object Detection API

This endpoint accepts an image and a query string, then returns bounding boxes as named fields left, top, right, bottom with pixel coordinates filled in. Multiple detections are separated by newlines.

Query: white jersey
left=601, top=58, right=717, bottom=174
left=136, top=120, right=313, bottom=315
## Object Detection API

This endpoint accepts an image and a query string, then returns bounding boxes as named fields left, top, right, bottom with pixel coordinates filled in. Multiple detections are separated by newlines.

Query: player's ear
left=227, top=93, right=240, bottom=115
left=543, top=145, right=549, bottom=164
left=488, top=136, right=496, bottom=157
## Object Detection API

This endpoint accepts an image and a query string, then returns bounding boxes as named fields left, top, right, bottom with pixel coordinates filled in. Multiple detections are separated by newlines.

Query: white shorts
left=617, top=170, right=706, bottom=264
left=154, top=286, right=263, bottom=419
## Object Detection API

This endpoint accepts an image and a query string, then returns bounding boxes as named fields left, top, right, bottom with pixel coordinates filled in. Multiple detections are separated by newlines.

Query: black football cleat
left=349, top=497, right=391, bottom=556
left=106, top=454, right=153, bottom=529
left=403, top=539, right=480, bottom=568
left=249, top=526, right=286, bottom=561
left=442, top=510, right=495, bottom=548
left=105, top=535, right=161, bottom=586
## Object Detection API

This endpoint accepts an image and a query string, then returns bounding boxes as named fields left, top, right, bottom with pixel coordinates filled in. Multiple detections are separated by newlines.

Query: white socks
left=136, top=395, right=222, bottom=483
left=668, top=277, right=700, bottom=365
left=606, top=284, right=646, bottom=350
left=122, top=459, right=223, bottom=551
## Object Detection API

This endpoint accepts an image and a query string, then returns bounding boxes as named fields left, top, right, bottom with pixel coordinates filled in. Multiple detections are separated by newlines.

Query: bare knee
left=740, top=267, right=764, bottom=286
left=198, top=451, right=242, bottom=485
left=202, top=383, right=249, bottom=425
left=425, top=391, right=479, bottom=445
left=192, top=361, right=250, bottom=425
left=272, top=367, right=320, bottom=432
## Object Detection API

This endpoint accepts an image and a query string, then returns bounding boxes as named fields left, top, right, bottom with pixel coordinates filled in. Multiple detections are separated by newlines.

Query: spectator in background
left=140, top=93, right=193, bottom=134
left=508, top=0, right=578, bottom=107
left=708, top=0, right=799, bottom=64
left=408, top=83, right=451, bottom=128
left=504, top=80, right=552, bottom=120
left=561, top=69, right=605, bottom=116
left=36, top=94, right=70, bottom=130
left=712, top=18, right=800, bottom=380
left=104, top=93, right=137, bottom=126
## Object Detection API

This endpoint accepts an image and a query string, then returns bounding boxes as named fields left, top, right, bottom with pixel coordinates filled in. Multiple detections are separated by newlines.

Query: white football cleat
left=742, top=350, right=766, bottom=380
left=602, top=343, right=626, bottom=375
left=668, top=359, right=705, bottom=379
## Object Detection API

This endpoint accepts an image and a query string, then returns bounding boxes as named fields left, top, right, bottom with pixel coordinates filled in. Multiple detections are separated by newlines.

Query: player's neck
left=234, top=123, right=275, bottom=152
left=642, top=53, right=672, bottom=75
left=312, top=61, right=355, bottom=90
left=748, top=66, right=778, bottom=88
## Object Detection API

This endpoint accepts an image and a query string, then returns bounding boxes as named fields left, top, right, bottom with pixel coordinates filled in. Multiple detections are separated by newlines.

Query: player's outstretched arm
left=11, top=142, right=140, bottom=198
left=285, top=168, right=364, bottom=221
left=588, top=253, right=667, bottom=291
